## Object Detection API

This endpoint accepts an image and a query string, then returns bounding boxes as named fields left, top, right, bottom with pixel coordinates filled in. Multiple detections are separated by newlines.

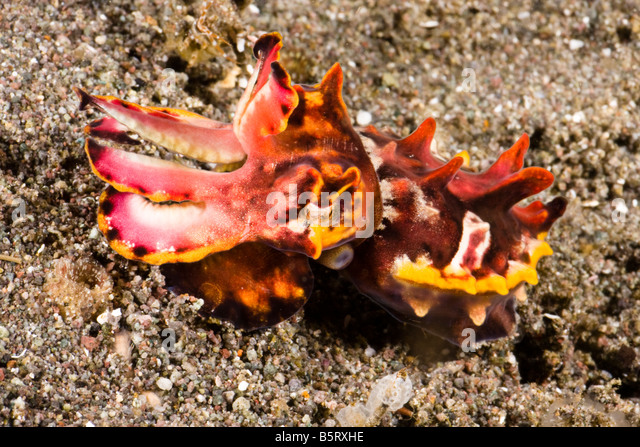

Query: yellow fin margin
left=393, top=238, right=554, bottom=296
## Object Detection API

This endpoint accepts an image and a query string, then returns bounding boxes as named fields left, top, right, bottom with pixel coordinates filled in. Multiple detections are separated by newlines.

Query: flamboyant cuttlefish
left=76, top=32, right=566, bottom=345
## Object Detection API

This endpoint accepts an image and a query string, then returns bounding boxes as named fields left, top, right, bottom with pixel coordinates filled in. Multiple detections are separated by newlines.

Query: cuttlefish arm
left=76, top=87, right=246, bottom=164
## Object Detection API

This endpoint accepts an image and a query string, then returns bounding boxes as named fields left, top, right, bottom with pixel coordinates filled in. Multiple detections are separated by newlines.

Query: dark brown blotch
left=101, top=199, right=114, bottom=215
left=253, top=33, right=281, bottom=58
left=89, top=117, right=105, bottom=128
left=133, top=246, right=149, bottom=258
left=106, top=228, right=120, bottom=241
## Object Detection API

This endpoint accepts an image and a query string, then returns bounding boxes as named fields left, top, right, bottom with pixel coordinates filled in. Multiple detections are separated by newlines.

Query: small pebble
left=232, top=396, right=251, bottom=412
left=223, top=391, right=235, bottom=403
left=572, top=111, right=586, bottom=123
left=356, top=110, right=372, bottom=126
left=569, top=39, right=584, bottom=50
left=142, top=391, right=163, bottom=409
left=156, top=377, right=173, bottom=391
left=382, top=72, right=399, bottom=88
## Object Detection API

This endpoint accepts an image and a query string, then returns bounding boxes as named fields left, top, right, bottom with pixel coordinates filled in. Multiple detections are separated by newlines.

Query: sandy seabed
left=1, top=0, right=639, bottom=426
